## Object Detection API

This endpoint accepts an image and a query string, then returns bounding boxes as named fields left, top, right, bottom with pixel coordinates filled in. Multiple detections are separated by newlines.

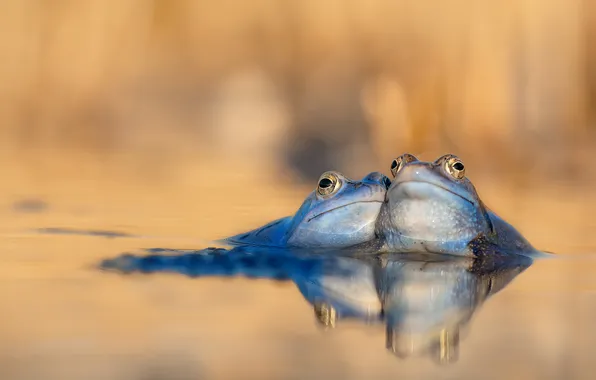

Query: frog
left=222, top=171, right=391, bottom=249
left=374, top=153, right=543, bottom=257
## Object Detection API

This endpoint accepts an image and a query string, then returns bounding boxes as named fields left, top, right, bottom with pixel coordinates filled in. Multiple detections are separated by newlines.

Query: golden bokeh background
left=2, top=0, right=595, bottom=182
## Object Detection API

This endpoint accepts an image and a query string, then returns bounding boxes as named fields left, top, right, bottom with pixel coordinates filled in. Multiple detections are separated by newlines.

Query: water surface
left=1, top=171, right=595, bottom=380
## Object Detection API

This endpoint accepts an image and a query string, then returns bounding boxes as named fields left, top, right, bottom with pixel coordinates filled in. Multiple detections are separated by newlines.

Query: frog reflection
left=380, top=253, right=529, bottom=363
left=298, top=252, right=530, bottom=363
left=100, top=247, right=532, bottom=363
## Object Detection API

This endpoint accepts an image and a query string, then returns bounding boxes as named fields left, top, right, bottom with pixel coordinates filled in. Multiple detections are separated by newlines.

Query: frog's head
left=379, top=154, right=493, bottom=255
left=286, top=171, right=391, bottom=248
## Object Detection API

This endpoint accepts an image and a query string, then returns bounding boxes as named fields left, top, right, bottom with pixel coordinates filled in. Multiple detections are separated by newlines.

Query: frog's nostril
left=383, top=177, right=392, bottom=189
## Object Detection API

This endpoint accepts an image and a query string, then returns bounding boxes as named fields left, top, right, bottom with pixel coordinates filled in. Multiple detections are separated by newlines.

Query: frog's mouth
left=307, top=200, right=383, bottom=222
left=390, top=180, right=475, bottom=206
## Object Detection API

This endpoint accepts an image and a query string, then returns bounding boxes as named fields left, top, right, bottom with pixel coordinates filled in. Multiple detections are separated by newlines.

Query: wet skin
left=375, top=153, right=541, bottom=257
left=223, top=171, right=391, bottom=249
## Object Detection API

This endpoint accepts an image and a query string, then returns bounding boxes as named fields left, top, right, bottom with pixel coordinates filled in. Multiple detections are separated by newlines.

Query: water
left=0, top=231, right=592, bottom=380
left=99, top=246, right=537, bottom=366
left=2, top=171, right=596, bottom=380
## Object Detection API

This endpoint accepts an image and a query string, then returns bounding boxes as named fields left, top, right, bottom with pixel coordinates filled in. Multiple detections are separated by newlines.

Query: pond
left=0, top=162, right=594, bottom=380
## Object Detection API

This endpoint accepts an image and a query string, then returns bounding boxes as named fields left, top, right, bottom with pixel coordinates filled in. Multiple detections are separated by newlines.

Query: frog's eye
left=444, top=157, right=466, bottom=179
left=390, top=153, right=418, bottom=177
left=390, top=159, right=401, bottom=177
left=317, top=172, right=341, bottom=197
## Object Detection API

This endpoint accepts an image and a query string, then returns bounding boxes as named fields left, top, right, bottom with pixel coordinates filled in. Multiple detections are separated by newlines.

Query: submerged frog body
left=223, top=171, right=391, bottom=249
left=375, top=153, right=542, bottom=257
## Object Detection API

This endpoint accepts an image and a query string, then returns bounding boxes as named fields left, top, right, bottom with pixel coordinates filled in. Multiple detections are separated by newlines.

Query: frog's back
left=222, top=193, right=315, bottom=247
left=486, top=210, right=541, bottom=255
left=223, top=217, right=292, bottom=247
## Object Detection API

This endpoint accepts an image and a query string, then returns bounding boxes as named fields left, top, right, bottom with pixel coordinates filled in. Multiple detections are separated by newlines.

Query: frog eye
left=317, top=172, right=342, bottom=197
left=444, top=157, right=466, bottom=179
left=390, top=153, right=418, bottom=178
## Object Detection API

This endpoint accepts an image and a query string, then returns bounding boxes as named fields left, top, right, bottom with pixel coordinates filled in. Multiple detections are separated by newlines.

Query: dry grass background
left=1, top=1, right=596, bottom=379
left=1, top=0, right=595, bottom=181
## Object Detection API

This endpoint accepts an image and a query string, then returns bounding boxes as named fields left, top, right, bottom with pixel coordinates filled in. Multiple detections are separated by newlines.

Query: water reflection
left=100, top=247, right=533, bottom=363
left=378, top=253, right=531, bottom=363
left=35, top=227, right=135, bottom=239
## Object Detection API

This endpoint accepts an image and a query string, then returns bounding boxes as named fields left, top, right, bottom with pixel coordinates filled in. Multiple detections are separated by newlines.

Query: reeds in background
left=0, top=0, right=593, bottom=183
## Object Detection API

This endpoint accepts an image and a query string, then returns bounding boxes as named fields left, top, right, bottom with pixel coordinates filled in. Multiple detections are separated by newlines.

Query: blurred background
left=2, top=0, right=595, bottom=183
left=1, top=1, right=596, bottom=379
